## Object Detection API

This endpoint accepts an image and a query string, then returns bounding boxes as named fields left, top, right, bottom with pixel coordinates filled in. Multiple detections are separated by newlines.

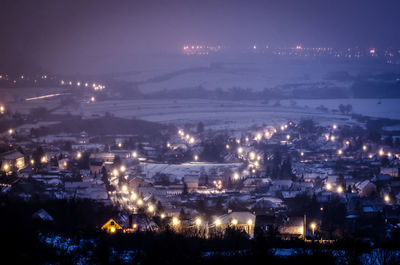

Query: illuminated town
left=1, top=0, right=400, bottom=264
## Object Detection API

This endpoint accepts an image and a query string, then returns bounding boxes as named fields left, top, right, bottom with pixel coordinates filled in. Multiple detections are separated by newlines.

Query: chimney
left=129, top=215, right=133, bottom=228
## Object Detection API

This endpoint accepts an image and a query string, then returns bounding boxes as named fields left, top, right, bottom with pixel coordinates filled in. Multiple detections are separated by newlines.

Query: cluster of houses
left=1, top=118, right=400, bottom=241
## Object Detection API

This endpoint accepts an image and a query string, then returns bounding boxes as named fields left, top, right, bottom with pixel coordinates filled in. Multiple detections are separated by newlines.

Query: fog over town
left=1, top=0, right=400, bottom=264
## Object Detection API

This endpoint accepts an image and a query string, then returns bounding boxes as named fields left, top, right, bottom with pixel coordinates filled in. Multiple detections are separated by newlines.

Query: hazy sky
left=1, top=0, right=399, bottom=73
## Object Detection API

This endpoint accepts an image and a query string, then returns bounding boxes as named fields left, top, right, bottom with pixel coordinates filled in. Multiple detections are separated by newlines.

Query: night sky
left=1, top=0, right=399, bottom=72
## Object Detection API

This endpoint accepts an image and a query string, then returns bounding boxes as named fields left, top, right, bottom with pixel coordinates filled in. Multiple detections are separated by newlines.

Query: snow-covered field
left=54, top=98, right=400, bottom=131
left=141, top=162, right=242, bottom=181
left=55, top=99, right=352, bottom=130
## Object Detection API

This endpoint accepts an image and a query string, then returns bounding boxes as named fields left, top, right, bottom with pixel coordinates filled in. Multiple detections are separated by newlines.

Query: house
left=58, top=158, right=69, bottom=170
left=255, top=215, right=279, bottom=233
left=278, top=216, right=304, bottom=239
left=32, top=209, right=54, bottom=222
left=90, top=159, right=104, bottom=175
left=0, top=150, right=25, bottom=171
left=101, top=213, right=157, bottom=234
left=90, top=153, right=115, bottom=163
left=270, top=180, right=293, bottom=191
left=128, top=177, right=152, bottom=190
left=101, top=218, right=123, bottom=233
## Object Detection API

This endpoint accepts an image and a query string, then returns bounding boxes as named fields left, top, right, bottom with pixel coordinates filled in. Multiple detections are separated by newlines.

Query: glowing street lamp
left=76, top=152, right=82, bottom=159
left=120, top=165, right=126, bottom=172
left=215, top=219, right=221, bottom=226
left=333, top=124, right=337, bottom=130
left=8, top=129, right=13, bottom=135
left=379, top=149, right=384, bottom=156
left=148, top=205, right=154, bottom=213
left=226, top=144, right=230, bottom=149
left=326, top=183, right=332, bottom=191
left=0, top=105, right=4, bottom=114
left=112, top=169, right=119, bottom=177
left=237, top=147, right=243, bottom=154
left=3, top=163, right=9, bottom=171
left=194, top=155, right=199, bottom=161
left=160, top=213, right=166, bottom=219
left=195, top=218, right=202, bottom=226
left=137, top=199, right=143, bottom=206
left=132, top=151, right=137, bottom=158
left=172, top=217, right=180, bottom=226
left=363, top=145, right=367, bottom=151
left=131, top=193, right=137, bottom=200
left=310, top=222, right=317, bottom=238
left=233, top=172, right=240, bottom=180
left=247, top=219, right=253, bottom=226
left=337, top=186, right=343, bottom=194
left=121, top=185, right=128, bottom=192
left=286, top=134, right=291, bottom=140
left=300, top=152, right=304, bottom=157
left=231, top=219, right=238, bottom=226
left=330, top=136, right=335, bottom=141
left=90, top=96, right=95, bottom=102
left=337, top=149, right=343, bottom=155
left=249, top=152, right=256, bottom=160
left=384, top=195, right=390, bottom=203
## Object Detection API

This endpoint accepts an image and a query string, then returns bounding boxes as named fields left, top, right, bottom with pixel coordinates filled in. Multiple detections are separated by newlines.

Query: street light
left=249, top=152, right=255, bottom=160
left=215, top=219, right=221, bottom=226
left=172, top=217, right=180, bottom=226
left=337, top=186, right=343, bottom=194
left=231, top=219, right=238, bottom=225
left=310, top=222, right=317, bottom=238
left=195, top=218, right=202, bottom=226
left=326, top=183, right=332, bottom=190
left=237, top=147, right=243, bottom=154
left=384, top=195, right=390, bottom=203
